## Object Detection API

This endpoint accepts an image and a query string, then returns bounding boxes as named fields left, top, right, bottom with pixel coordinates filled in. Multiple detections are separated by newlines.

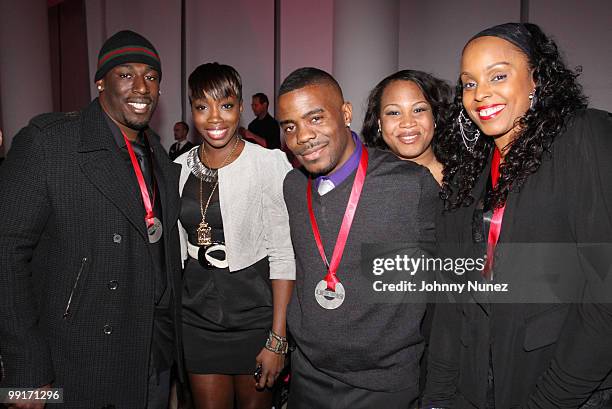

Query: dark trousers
left=287, top=348, right=417, bottom=409
left=147, top=365, right=171, bottom=409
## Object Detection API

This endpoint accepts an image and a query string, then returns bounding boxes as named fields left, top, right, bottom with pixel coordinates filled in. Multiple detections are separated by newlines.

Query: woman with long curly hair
left=362, top=70, right=452, bottom=185
left=422, top=23, right=612, bottom=409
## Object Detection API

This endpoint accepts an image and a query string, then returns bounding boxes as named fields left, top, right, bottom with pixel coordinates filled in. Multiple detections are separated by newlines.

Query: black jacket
left=0, top=99, right=183, bottom=408
left=169, top=140, right=195, bottom=160
left=423, top=109, right=612, bottom=409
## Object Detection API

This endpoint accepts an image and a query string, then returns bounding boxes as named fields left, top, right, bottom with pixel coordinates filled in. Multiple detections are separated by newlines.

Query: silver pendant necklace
left=187, top=147, right=217, bottom=183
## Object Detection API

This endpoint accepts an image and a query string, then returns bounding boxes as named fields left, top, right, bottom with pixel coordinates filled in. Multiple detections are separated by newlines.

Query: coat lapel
left=76, top=100, right=148, bottom=239
left=466, top=154, right=494, bottom=314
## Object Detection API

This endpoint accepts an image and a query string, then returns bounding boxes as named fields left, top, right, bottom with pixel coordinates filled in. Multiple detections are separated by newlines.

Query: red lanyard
left=122, top=131, right=156, bottom=228
left=483, top=148, right=506, bottom=278
left=306, top=146, right=368, bottom=291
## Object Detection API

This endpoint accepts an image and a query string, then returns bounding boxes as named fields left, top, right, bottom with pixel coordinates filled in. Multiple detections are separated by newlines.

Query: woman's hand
left=255, top=347, right=285, bottom=389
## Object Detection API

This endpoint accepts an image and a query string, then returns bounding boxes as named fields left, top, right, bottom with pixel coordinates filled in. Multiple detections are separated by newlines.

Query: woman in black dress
left=175, top=63, right=295, bottom=409
left=423, top=23, right=612, bottom=408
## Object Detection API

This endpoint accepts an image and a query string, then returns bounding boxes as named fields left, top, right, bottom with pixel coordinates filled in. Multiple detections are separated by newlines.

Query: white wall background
left=1, top=0, right=611, bottom=156
left=398, top=0, right=520, bottom=85
left=0, top=0, right=53, bottom=156
left=333, top=0, right=399, bottom=133
left=185, top=0, right=275, bottom=136
left=529, top=0, right=612, bottom=111
left=278, top=0, right=334, bottom=90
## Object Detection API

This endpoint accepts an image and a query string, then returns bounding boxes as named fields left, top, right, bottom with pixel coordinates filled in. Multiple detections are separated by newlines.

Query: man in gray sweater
left=277, top=67, right=438, bottom=409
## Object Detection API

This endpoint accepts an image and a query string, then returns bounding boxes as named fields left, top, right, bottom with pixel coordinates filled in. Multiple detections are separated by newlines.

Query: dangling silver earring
left=158, top=89, right=162, bottom=96
left=458, top=109, right=480, bottom=153
left=528, top=89, right=535, bottom=109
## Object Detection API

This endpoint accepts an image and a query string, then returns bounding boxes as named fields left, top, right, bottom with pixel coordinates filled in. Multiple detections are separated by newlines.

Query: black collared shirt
left=248, top=113, right=281, bottom=149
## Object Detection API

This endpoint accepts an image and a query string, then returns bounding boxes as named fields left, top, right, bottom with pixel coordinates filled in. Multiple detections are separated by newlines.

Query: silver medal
left=315, top=279, right=345, bottom=309
left=147, top=217, right=163, bottom=244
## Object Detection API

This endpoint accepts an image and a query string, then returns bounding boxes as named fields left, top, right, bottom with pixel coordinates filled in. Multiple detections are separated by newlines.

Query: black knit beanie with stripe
left=94, top=30, right=162, bottom=82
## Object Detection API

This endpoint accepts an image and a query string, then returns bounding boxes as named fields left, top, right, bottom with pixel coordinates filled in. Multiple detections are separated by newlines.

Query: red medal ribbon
left=306, top=146, right=369, bottom=291
left=121, top=131, right=156, bottom=228
left=483, top=148, right=506, bottom=278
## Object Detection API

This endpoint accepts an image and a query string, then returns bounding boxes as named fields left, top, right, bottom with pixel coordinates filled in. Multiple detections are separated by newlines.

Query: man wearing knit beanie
left=0, top=30, right=182, bottom=409
left=95, top=30, right=163, bottom=140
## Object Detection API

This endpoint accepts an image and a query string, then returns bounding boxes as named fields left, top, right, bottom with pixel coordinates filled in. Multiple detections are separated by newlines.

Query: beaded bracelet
left=265, top=330, right=288, bottom=355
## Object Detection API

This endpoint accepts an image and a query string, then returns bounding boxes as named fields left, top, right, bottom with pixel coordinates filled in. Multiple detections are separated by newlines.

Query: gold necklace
left=196, top=137, right=241, bottom=246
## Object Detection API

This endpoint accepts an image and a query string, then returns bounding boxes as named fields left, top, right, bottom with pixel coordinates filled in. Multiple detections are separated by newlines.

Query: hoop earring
left=458, top=109, right=480, bottom=153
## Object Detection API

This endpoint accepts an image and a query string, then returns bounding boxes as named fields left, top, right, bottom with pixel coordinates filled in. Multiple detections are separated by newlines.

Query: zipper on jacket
left=0, top=353, right=5, bottom=381
left=63, top=257, right=87, bottom=319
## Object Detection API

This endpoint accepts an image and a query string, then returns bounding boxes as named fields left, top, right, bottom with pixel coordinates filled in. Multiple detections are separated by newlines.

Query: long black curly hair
left=361, top=70, right=452, bottom=162
left=439, top=23, right=587, bottom=211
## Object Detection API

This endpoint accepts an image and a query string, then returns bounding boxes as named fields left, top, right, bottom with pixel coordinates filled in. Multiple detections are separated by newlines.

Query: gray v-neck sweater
left=283, top=147, right=439, bottom=394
